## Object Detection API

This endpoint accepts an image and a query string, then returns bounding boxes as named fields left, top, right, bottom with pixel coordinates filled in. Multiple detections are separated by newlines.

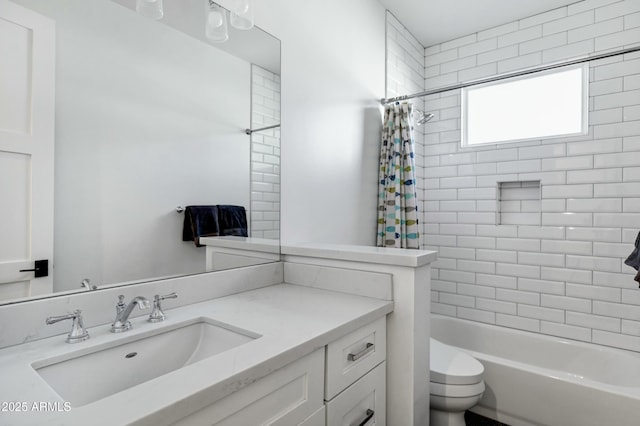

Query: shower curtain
left=376, top=103, right=420, bottom=249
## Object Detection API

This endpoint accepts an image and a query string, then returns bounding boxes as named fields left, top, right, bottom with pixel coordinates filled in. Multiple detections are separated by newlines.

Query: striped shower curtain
left=376, top=103, right=420, bottom=249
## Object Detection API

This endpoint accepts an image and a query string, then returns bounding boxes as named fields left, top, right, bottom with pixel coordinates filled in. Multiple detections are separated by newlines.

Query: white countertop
left=0, top=284, right=392, bottom=426
left=199, top=236, right=280, bottom=254
left=282, top=243, right=438, bottom=267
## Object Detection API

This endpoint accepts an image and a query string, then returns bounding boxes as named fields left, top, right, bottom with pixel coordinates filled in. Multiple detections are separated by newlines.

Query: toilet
left=430, top=338, right=485, bottom=426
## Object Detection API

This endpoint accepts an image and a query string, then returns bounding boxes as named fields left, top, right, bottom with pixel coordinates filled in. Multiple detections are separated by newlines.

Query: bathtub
left=431, top=314, right=640, bottom=426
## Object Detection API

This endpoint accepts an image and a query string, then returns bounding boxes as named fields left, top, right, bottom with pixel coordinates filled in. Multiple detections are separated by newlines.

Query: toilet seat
left=430, top=381, right=485, bottom=398
left=430, top=338, right=484, bottom=385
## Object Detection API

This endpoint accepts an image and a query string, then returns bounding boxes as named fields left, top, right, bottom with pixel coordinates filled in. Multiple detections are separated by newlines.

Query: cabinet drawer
left=326, top=362, right=386, bottom=426
left=173, top=348, right=324, bottom=426
left=325, top=316, right=386, bottom=400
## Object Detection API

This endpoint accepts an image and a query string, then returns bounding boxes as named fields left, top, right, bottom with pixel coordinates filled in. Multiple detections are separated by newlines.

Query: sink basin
left=32, top=318, right=259, bottom=407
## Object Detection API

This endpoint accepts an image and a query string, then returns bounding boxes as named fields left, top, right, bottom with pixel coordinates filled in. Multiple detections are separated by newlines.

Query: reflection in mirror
left=0, top=0, right=280, bottom=305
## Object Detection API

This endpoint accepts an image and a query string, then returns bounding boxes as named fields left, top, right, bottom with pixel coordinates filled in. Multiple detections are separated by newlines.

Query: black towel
left=217, top=205, right=248, bottom=237
left=182, top=206, right=220, bottom=247
left=182, top=205, right=247, bottom=247
left=625, top=231, right=640, bottom=287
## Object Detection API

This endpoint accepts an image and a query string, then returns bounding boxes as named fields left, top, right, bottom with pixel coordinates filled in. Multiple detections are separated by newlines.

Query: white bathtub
left=431, top=314, right=640, bottom=426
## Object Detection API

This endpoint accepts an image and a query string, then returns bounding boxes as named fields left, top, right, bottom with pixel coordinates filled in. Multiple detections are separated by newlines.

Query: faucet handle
left=46, top=309, right=90, bottom=343
left=158, top=292, right=177, bottom=301
left=148, top=292, right=178, bottom=323
left=115, top=295, right=126, bottom=314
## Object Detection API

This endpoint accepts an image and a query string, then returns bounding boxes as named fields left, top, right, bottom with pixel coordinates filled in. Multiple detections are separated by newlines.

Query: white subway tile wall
left=250, top=65, right=281, bottom=239
left=386, top=0, right=640, bottom=352
left=386, top=11, right=427, bottom=245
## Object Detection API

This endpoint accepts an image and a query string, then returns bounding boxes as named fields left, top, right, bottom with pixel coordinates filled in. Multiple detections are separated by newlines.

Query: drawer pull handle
left=355, top=409, right=375, bottom=426
left=348, top=342, right=374, bottom=361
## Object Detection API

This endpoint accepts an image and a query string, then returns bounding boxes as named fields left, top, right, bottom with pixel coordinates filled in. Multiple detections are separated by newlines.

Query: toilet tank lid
left=430, top=338, right=484, bottom=385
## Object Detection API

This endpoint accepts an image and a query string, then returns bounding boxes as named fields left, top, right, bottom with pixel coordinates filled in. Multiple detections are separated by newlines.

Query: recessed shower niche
left=497, top=180, right=541, bottom=226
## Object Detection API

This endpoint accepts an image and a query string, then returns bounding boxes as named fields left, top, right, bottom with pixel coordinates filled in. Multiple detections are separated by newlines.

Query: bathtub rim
left=430, top=313, right=640, bottom=399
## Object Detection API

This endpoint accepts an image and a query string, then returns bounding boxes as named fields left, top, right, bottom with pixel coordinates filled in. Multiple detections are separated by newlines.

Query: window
left=461, top=64, right=588, bottom=147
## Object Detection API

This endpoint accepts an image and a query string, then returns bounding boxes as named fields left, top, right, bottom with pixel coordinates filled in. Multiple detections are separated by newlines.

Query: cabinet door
left=299, top=406, right=325, bottom=426
left=326, top=362, right=386, bottom=426
left=173, top=349, right=324, bottom=426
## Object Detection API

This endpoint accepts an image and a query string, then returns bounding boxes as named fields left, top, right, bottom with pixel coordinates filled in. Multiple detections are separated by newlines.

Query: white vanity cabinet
left=324, top=316, right=386, bottom=426
left=172, top=316, right=387, bottom=426
left=326, top=363, right=385, bottom=426
left=299, top=406, right=327, bottom=426
left=173, top=348, right=326, bottom=426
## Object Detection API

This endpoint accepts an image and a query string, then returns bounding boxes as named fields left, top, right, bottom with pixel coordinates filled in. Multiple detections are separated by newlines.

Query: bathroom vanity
left=0, top=283, right=391, bottom=425
left=175, top=315, right=387, bottom=426
left=0, top=245, right=436, bottom=426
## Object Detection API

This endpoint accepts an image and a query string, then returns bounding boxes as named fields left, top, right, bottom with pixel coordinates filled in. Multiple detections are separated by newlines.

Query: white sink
left=32, top=318, right=259, bottom=407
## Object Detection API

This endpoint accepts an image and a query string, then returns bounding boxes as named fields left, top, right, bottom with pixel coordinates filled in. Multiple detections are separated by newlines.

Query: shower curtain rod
left=381, top=45, right=640, bottom=104
left=245, top=124, right=280, bottom=135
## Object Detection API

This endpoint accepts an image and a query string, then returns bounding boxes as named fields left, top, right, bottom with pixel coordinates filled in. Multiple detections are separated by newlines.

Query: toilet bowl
left=430, top=338, right=485, bottom=426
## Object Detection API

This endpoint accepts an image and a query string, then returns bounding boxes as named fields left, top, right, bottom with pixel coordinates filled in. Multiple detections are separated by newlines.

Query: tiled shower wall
left=385, top=12, right=427, bottom=246
left=423, top=0, right=640, bottom=352
left=386, top=0, right=640, bottom=351
left=250, top=65, right=281, bottom=239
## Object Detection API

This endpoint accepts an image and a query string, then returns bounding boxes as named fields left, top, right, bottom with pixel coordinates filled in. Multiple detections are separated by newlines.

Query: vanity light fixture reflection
left=136, top=0, right=163, bottom=20
left=206, top=1, right=229, bottom=42
left=230, top=0, right=254, bottom=30
left=135, top=0, right=253, bottom=43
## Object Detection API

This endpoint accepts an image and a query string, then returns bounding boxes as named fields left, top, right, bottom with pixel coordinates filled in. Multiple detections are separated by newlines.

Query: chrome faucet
left=80, top=278, right=97, bottom=291
left=110, top=295, right=151, bottom=333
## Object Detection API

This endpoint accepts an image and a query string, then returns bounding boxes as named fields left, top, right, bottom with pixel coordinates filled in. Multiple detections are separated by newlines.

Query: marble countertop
left=0, top=284, right=392, bottom=426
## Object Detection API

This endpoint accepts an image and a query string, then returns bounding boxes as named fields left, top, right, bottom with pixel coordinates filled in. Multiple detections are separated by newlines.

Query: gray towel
left=624, top=231, right=640, bottom=286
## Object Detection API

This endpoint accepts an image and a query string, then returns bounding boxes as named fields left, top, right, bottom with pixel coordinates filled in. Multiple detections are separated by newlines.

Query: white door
left=0, top=0, right=55, bottom=301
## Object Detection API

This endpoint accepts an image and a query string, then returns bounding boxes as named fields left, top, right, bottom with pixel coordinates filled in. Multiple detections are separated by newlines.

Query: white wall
left=253, top=0, right=387, bottom=246
left=417, top=0, right=640, bottom=352
left=15, top=0, right=251, bottom=291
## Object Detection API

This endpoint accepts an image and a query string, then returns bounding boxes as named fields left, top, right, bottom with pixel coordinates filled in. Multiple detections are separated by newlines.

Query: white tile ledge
left=0, top=284, right=392, bottom=425
left=282, top=243, right=438, bottom=268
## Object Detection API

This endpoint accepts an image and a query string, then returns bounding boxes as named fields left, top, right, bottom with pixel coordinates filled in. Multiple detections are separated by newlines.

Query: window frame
left=460, top=63, right=589, bottom=148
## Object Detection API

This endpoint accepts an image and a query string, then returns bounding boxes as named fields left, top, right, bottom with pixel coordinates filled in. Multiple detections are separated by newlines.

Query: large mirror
left=0, top=0, right=281, bottom=304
